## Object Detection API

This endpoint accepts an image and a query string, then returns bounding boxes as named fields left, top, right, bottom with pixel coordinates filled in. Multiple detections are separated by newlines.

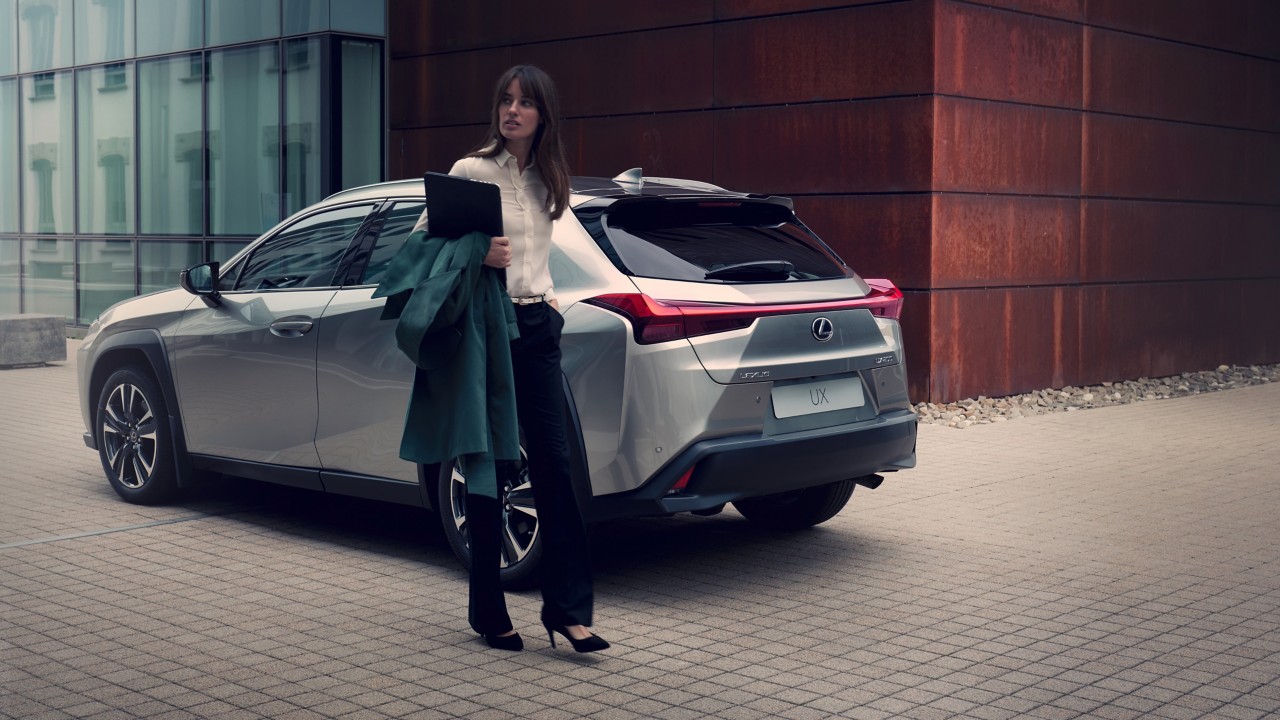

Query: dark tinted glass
left=579, top=200, right=846, bottom=283
left=359, top=201, right=424, bottom=285
left=235, top=204, right=371, bottom=290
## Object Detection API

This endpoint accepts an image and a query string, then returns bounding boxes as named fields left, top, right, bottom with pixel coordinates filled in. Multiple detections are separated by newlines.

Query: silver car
left=78, top=172, right=917, bottom=586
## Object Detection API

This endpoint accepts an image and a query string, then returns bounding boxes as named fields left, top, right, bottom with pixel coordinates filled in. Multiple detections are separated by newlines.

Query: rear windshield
left=575, top=200, right=847, bottom=283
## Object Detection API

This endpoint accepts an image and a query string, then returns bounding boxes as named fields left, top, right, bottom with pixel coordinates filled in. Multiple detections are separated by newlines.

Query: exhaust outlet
left=854, top=474, right=884, bottom=490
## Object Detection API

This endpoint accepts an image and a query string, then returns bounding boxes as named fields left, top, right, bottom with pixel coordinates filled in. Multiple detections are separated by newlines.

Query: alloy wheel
left=448, top=452, right=539, bottom=568
left=101, top=383, right=158, bottom=490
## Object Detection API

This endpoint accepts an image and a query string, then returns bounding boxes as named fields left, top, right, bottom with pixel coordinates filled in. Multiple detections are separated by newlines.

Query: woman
left=453, top=65, right=607, bottom=653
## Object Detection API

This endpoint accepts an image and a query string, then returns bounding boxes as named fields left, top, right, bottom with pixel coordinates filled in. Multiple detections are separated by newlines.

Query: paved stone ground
left=2, top=340, right=1278, bottom=720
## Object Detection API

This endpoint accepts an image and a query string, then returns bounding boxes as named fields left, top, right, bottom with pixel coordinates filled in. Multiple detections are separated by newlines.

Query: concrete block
left=0, top=314, right=67, bottom=366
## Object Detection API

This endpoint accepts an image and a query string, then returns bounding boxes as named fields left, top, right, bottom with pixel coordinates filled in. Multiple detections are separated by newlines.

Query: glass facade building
left=0, top=0, right=386, bottom=324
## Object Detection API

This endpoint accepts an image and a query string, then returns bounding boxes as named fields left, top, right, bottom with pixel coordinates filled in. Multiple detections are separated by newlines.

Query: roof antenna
left=612, top=168, right=643, bottom=193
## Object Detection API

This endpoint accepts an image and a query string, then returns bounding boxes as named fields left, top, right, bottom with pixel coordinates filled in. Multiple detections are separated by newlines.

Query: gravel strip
left=915, top=363, right=1280, bottom=429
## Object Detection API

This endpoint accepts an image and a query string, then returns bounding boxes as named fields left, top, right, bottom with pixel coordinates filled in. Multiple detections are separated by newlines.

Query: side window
left=235, top=204, right=373, bottom=291
left=359, top=201, right=426, bottom=285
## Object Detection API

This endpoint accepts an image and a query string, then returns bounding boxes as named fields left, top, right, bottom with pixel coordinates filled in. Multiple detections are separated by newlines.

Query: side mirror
left=180, top=261, right=222, bottom=306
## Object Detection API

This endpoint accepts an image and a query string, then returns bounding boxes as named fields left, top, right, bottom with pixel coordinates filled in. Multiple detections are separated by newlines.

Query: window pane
left=587, top=201, right=846, bottom=283
left=210, top=240, right=249, bottom=264
left=209, top=43, right=279, bottom=236
left=139, top=240, right=201, bottom=294
left=136, top=0, right=201, bottom=56
left=78, top=63, right=136, bottom=234
left=283, top=0, right=324, bottom=35
left=78, top=238, right=133, bottom=323
left=22, top=70, right=73, bottom=234
left=139, top=54, right=203, bottom=235
left=0, top=79, right=18, bottom=232
left=235, top=204, right=369, bottom=290
left=207, top=0, right=279, bottom=46
left=283, top=37, right=320, bottom=217
left=360, top=201, right=423, bottom=286
left=22, top=237, right=73, bottom=320
left=331, top=0, right=381, bottom=36
left=74, top=0, right=133, bottom=64
left=18, top=0, right=72, bottom=72
left=340, top=39, right=380, bottom=191
left=0, top=239, right=18, bottom=313
left=1, top=0, right=17, bottom=76
left=210, top=239, right=249, bottom=287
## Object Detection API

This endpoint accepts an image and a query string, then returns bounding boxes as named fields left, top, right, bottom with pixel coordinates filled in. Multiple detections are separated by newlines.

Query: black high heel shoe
left=482, top=631, right=523, bottom=651
left=543, top=622, right=609, bottom=653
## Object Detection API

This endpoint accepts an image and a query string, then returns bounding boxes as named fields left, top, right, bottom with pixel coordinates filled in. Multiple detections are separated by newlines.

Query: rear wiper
left=704, top=260, right=795, bottom=280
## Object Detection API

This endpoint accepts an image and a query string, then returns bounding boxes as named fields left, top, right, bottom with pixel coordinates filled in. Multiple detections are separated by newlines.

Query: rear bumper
left=588, top=411, right=917, bottom=522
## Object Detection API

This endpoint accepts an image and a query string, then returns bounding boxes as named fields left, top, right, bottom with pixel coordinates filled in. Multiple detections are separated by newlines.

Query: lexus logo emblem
left=811, top=317, right=834, bottom=342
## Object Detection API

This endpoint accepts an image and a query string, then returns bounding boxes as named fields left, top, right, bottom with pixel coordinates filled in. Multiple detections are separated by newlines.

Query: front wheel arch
left=88, top=331, right=194, bottom=489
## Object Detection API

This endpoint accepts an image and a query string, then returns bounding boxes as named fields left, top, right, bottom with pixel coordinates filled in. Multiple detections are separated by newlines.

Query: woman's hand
left=484, top=236, right=512, bottom=268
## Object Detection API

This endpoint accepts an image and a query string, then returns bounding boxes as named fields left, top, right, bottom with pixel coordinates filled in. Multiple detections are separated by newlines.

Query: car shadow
left=175, top=476, right=888, bottom=598
left=179, top=474, right=453, bottom=564
left=587, top=511, right=888, bottom=598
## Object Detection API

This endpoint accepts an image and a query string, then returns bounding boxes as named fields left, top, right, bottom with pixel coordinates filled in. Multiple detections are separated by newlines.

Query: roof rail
left=324, top=177, right=417, bottom=202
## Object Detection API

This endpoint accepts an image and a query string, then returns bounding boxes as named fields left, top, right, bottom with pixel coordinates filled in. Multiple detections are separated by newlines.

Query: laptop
left=423, top=171, right=504, bottom=239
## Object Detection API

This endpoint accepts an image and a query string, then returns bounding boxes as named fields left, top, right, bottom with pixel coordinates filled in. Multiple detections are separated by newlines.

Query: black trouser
left=468, top=302, right=594, bottom=634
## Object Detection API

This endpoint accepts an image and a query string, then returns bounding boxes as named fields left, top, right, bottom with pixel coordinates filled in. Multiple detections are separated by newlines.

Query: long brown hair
left=469, top=65, right=570, bottom=220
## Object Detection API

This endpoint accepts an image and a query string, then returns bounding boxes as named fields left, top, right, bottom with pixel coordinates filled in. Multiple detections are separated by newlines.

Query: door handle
left=269, top=317, right=314, bottom=338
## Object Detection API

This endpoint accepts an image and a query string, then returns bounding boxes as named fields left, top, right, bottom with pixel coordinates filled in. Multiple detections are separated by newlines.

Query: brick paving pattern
left=1, top=340, right=1278, bottom=719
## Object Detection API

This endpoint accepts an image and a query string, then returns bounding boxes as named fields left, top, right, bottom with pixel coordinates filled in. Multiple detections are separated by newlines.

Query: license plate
left=771, top=376, right=865, bottom=419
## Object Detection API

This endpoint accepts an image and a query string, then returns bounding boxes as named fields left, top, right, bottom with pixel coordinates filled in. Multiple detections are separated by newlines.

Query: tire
left=438, top=446, right=543, bottom=590
left=96, top=366, right=179, bottom=505
left=733, top=477, right=858, bottom=530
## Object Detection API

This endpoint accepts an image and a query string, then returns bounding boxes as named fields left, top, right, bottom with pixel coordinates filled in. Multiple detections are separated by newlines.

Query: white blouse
left=437, top=149, right=556, bottom=303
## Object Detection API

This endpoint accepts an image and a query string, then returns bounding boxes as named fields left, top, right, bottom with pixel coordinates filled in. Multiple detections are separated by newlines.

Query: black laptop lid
left=423, top=172, right=504, bottom=239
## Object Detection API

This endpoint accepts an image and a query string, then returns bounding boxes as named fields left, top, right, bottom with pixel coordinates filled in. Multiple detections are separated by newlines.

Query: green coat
left=372, top=229, right=521, bottom=465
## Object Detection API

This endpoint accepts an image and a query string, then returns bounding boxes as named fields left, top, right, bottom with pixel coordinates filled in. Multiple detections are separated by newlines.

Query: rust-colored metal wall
left=388, top=0, right=1280, bottom=403
left=926, top=0, right=1280, bottom=401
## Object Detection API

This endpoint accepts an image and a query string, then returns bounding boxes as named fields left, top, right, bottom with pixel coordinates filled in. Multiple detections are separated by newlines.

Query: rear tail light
left=861, top=279, right=904, bottom=321
left=585, top=279, right=904, bottom=345
left=583, top=294, right=752, bottom=344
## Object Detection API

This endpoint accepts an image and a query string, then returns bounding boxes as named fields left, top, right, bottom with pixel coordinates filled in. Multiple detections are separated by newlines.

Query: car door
left=314, top=200, right=424, bottom=485
left=172, top=203, right=375, bottom=468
